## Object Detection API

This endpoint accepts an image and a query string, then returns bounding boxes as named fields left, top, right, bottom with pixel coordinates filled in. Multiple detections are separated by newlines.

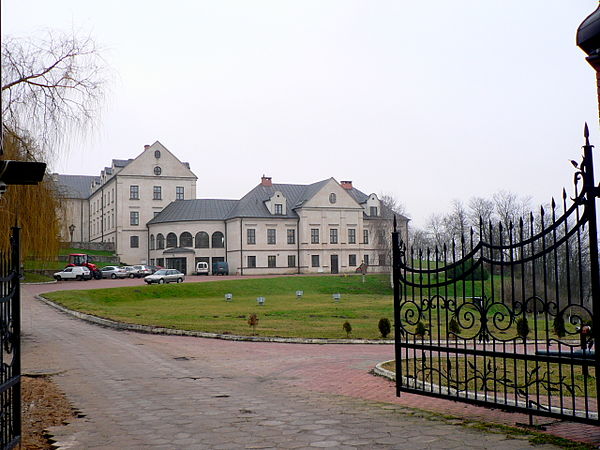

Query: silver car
left=144, top=269, right=185, bottom=284
left=133, top=265, right=153, bottom=277
left=101, top=266, right=128, bottom=279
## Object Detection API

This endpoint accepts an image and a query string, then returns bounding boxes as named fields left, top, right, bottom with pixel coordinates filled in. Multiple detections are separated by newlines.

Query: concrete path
left=22, top=280, right=566, bottom=449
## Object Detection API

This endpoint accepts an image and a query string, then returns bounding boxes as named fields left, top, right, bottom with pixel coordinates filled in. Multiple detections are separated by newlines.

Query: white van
left=195, top=261, right=209, bottom=275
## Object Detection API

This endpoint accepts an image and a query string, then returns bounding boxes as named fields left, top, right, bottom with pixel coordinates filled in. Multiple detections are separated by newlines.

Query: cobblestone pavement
left=21, top=281, right=573, bottom=449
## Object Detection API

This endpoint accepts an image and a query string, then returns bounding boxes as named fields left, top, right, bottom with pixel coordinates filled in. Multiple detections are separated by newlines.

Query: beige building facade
left=57, top=145, right=409, bottom=274
left=147, top=176, right=409, bottom=276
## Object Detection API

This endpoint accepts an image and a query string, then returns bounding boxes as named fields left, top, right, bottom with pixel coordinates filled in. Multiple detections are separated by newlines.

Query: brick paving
left=21, top=279, right=600, bottom=448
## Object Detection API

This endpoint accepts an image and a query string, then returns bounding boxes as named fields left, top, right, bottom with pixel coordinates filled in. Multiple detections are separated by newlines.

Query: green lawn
left=58, top=247, right=115, bottom=257
left=22, top=271, right=54, bottom=283
left=43, top=275, right=396, bottom=339
left=41, top=274, right=572, bottom=340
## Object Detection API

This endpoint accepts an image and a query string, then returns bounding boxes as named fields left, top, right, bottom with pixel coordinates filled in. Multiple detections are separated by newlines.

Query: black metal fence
left=392, top=127, right=600, bottom=424
left=0, top=227, right=21, bottom=449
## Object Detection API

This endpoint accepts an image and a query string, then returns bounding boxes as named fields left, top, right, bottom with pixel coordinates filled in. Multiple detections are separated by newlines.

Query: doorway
left=330, top=255, right=339, bottom=274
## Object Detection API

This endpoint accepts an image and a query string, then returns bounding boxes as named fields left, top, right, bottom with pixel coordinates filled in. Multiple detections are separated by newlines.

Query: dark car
left=212, top=261, right=229, bottom=276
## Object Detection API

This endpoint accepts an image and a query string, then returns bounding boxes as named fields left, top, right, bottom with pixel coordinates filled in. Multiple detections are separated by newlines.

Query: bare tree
left=2, top=31, right=107, bottom=157
left=0, top=31, right=107, bottom=257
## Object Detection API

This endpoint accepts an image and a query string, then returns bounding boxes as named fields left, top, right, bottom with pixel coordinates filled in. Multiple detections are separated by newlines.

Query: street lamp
left=69, top=224, right=76, bottom=244
left=577, top=4, right=600, bottom=121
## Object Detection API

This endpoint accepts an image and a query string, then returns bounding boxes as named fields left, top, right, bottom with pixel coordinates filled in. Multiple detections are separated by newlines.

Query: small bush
left=553, top=315, right=566, bottom=338
left=415, top=321, right=427, bottom=338
left=378, top=318, right=391, bottom=338
left=516, top=317, right=529, bottom=341
left=448, top=317, right=461, bottom=336
left=248, top=313, right=259, bottom=335
left=343, top=321, right=352, bottom=338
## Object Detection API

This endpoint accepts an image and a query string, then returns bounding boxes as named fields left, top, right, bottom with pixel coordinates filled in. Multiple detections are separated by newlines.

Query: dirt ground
left=21, top=375, right=76, bottom=449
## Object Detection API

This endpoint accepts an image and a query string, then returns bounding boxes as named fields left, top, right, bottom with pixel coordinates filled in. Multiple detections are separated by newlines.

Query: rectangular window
left=311, top=255, right=320, bottom=267
left=330, top=228, right=338, bottom=244
left=267, top=229, right=276, bottom=245
left=130, top=211, right=139, bottom=226
left=348, top=228, right=356, bottom=244
left=379, top=254, right=387, bottom=265
left=130, top=235, right=139, bottom=248
left=364, top=254, right=369, bottom=266
left=287, top=229, right=295, bottom=245
left=311, top=228, right=319, bottom=244
left=247, top=228, right=256, bottom=245
left=274, top=203, right=283, bottom=215
left=247, top=256, right=256, bottom=268
left=176, top=186, right=184, bottom=200
left=363, top=229, right=369, bottom=244
left=288, top=255, right=296, bottom=267
left=156, top=258, right=164, bottom=267
left=153, top=186, right=162, bottom=200
left=268, top=255, right=276, bottom=268
left=370, top=206, right=378, bottom=216
left=349, top=254, right=357, bottom=266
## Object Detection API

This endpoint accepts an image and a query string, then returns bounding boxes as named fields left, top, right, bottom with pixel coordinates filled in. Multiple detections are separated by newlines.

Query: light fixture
left=257, top=296, right=265, bottom=306
left=332, top=293, right=341, bottom=303
left=296, top=290, right=303, bottom=299
left=224, top=293, right=233, bottom=302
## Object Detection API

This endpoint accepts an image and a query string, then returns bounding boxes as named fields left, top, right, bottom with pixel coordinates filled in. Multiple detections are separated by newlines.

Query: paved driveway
left=22, top=280, right=566, bottom=449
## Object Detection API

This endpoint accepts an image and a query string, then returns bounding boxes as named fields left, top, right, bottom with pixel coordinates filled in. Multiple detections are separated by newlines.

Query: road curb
left=35, top=295, right=394, bottom=345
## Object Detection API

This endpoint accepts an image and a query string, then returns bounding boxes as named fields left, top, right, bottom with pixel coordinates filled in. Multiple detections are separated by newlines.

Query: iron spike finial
left=551, top=197, right=556, bottom=209
left=584, top=122, right=592, bottom=148
left=393, top=214, right=397, bottom=232
left=540, top=205, right=545, bottom=216
left=562, top=188, right=567, bottom=200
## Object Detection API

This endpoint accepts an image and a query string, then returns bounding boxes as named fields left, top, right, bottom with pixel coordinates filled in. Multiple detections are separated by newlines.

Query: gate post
left=581, top=125, right=600, bottom=409
left=392, top=216, right=402, bottom=396
left=10, top=226, right=21, bottom=447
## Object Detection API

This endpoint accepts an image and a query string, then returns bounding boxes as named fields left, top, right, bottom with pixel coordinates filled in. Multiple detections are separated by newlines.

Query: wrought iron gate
left=392, top=127, right=600, bottom=424
left=0, top=227, right=20, bottom=449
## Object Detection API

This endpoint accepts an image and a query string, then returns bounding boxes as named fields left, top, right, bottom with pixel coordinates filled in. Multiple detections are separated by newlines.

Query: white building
left=57, top=144, right=409, bottom=274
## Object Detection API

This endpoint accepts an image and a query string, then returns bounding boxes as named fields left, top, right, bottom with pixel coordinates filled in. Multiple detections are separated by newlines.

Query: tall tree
left=1, top=31, right=107, bottom=257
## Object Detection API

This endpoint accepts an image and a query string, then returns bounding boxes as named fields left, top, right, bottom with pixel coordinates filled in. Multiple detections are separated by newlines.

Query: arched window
left=180, top=232, right=193, bottom=247
left=212, top=231, right=225, bottom=248
left=156, top=233, right=165, bottom=249
left=149, top=234, right=155, bottom=250
left=166, top=232, right=178, bottom=248
left=195, top=231, right=209, bottom=248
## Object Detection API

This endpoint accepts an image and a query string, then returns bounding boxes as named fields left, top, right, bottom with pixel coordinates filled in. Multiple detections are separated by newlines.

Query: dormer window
left=274, top=203, right=283, bottom=215
left=370, top=206, right=378, bottom=216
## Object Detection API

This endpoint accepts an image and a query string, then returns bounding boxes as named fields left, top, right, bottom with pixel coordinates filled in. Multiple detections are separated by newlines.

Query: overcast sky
left=2, top=1, right=599, bottom=227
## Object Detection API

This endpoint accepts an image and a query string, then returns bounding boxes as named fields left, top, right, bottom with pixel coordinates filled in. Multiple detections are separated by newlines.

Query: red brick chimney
left=341, top=180, right=353, bottom=190
left=261, top=175, right=272, bottom=187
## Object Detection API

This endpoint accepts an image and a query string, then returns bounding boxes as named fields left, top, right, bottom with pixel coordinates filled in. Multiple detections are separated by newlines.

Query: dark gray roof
left=225, top=179, right=362, bottom=219
left=148, top=179, right=396, bottom=224
left=148, top=199, right=238, bottom=225
left=54, top=174, right=99, bottom=199
left=113, top=159, right=133, bottom=168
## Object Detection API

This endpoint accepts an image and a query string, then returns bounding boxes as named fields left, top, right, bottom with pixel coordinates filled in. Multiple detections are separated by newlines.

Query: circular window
left=154, top=166, right=162, bottom=176
left=154, top=150, right=161, bottom=159
left=329, top=193, right=337, bottom=204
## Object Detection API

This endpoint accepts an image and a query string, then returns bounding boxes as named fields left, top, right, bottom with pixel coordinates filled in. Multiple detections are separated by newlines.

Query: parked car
left=133, top=265, right=153, bottom=277
left=54, top=266, right=91, bottom=281
left=147, top=265, right=162, bottom=274
left=101, top=266, right=128, bottom=279
left=195, top=261, right=209, bottom=275
left=121, top=266, right=141, bottom=278
left=144, top=269, right=185, bottom=284
left=212, top=261, right=229, bottom=276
